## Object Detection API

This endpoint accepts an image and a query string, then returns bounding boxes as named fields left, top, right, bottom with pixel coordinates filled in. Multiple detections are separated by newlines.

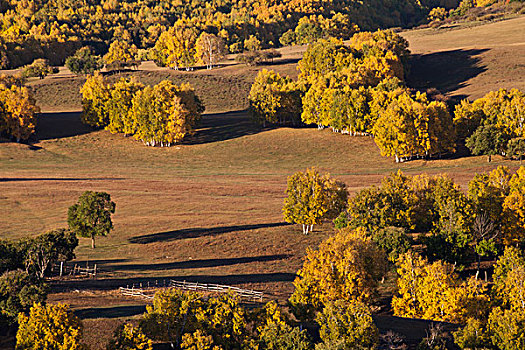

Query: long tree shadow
left=0, top=177, right=124, bottom=182
left=36, top=111, right=93, bottom=140
left=74, top=305, right=147, bottom=319
left=407, top=49, right=489, bottom=95
left=129, top=222, right=290, bottom=244
left=92, top=254, right=290, bottom=272
left=51, top=272, right=296, bottom=291
left=182, top=110, right=272, bottom=145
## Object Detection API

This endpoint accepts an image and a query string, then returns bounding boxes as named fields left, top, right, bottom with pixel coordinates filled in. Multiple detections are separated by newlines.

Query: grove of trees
left=80, top=74, right=204, bottom=146
left=0, top=0, right=462, bottom=69
left=250, top=29, right=525, bottom=163
left=281, top=165, right=525, bottom=349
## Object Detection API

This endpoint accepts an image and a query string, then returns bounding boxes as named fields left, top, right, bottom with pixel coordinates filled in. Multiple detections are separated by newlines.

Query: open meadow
left=1, top=15, right=525, bottom=349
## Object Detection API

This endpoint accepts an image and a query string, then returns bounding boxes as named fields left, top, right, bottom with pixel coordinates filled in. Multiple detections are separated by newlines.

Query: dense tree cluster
left=80, top=74, right=204, bottom=146
left=343, top=167, right=525, bottom=266
left=0, top=229, right=77, bottom=328
left=153, top=29, right=227, bottom=70
left=250, top=30, right=457, bottom=162
left=0, top=76, right=40, bottom=142
left=0, top=0, right=458, bottom=68
left=454, top=88, right=525, bottom=162
left=281, top=165, right=525, bottom=349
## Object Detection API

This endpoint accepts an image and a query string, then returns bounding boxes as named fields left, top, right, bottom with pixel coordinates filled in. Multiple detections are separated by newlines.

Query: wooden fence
left=170, top=280, right=264, bottom=302
left=117, top=280, right=264, bottom=303
left=119, top=287, right=154, bottom=300
left=50, top=262, right=97, bottom=277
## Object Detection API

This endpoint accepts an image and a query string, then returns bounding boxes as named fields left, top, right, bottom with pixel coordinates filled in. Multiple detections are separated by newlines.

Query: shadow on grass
left=129, top=222, right=290, bottom=244
left=36, top=111, right=94, bottom=140
left=407, top=48, right=489, bottom=95
left=97, top=254, right=291, bottom=272
left=51, top=272, right=296, bottom=291
left=74, top=305, right=147, bottom=319
left=0, top=177, right=124, bottom=182
left=182, top=110, right=273, bottom=145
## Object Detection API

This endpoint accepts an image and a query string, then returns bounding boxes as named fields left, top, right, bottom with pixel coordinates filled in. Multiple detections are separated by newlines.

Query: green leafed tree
left=23, top=229, right=78, bottom=278
left=466, top=124, right=510, bottom=162
left=0, top=270, right=47, bottom=326
left=65, top=47, right=103, bottom=75
left=67, top=191, right=116, bottom=249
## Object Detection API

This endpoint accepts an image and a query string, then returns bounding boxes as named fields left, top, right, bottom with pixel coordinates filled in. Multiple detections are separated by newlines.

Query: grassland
left=1, top=15, right=524, bottom=349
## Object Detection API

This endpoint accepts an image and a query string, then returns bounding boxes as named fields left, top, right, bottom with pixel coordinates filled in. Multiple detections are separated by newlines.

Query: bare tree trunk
left=91, top=236, right=96, bottom=249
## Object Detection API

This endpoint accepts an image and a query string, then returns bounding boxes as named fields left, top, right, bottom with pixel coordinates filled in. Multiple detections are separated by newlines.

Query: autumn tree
left=67, top=191, right=116, bottom=249
left=502, top=167, right=525, bottom=245
left=289, top=228, right=387, bottom=321
left=104, top=40, right=138, bottom=71
left=130, top=81, right=198, bottom=146
left=195, top=33, right=226, bottom=69
left=0, top=84, right=40, bottom=142
left=153, top=23, right=197, bottom=70
left=249, top=69, right=302, bottom=127
left=107, top=323, right=153, bottom=350
left=283, top=168, right=347, bottom=234
left=80, top=72, right=110, bottom=128
left=16, top=303, right=84, bottom=350
left=257, top=301, right=311, bottom=350
left=140, top=288, right=202, bottom=347
left=315, top=300, right=379, bottom=350
left=392, top=251, right=489, bottom=323
left=21, top=59, right=56, bottom=79
left=105, top=78, right=144, bottom=134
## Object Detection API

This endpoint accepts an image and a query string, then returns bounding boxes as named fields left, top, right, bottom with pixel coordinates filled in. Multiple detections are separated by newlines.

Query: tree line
left=0, top=0, right=460, bottom=69
left=80, top=74, right=204, bottom=147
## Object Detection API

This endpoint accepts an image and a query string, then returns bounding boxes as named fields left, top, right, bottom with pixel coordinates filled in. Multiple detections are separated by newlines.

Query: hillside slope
left=402, top=15, right=525, bottom=99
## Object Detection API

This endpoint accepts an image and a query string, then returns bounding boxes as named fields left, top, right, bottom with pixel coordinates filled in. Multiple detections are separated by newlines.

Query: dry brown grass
left=401, top=15, right=525, bottom=100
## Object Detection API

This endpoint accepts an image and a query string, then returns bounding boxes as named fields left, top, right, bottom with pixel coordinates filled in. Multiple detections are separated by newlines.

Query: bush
left=21, top=59, right=56, bottom=79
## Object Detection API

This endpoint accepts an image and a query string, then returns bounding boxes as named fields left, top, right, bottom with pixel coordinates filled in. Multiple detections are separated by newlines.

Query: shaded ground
left=402, top=15, right=525, bottom=99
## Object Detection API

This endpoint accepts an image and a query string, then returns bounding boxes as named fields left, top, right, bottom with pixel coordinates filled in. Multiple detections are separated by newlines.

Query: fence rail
left=49, top=262, right=97, bottom=277
left=119, top=287, right=154, bottom=300
left=170, top=280, right=264, bottom=302
left=117, top=280, right=264, bottom=302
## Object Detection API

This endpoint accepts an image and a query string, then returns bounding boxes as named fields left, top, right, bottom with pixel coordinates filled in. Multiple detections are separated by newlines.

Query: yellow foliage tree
left=195, top=33, right=226, bottom=69
left=289, top=228, right=387, bottom=321
left=0, top=84, right=39, bottom=142
left=392, top=251, right=489, bottom=323
left=80, top=72, right=110, bottom=128
left=103, top=40, right=138, bottom=67
left=283, top=167, right=348, bottom=234
left=16, top=303, right=84, bottom=350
